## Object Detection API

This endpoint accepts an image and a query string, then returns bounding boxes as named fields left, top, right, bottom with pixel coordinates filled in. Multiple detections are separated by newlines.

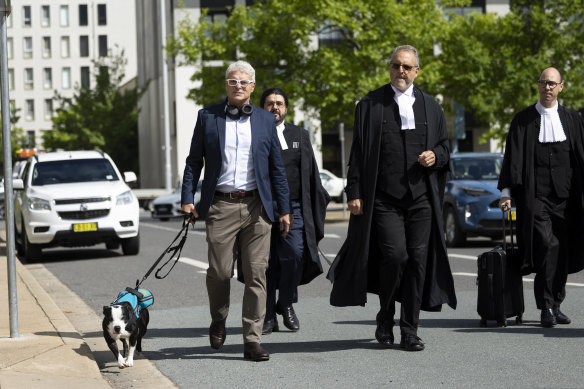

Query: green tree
left=43, top=50, right=145, bottom=173
left=417, top=0, right=584, bottom=145
left=0, top=105, right=29, bottom=168
left=167, top=0, right=457, bottom=132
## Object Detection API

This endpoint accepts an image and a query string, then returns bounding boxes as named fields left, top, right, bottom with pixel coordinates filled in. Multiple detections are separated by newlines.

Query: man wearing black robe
left=258, top=88, right=330, bottom=335
left=327, top=45, right=457, bottom=351
left=498, top=67, right=584, bottom=328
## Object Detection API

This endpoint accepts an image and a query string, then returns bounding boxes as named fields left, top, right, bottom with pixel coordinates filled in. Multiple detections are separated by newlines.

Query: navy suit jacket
left=181, top=102, right=290, bottom=222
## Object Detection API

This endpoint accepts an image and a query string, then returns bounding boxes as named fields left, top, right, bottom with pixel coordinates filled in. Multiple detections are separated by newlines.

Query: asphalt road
left=20, top=210, right=584, bottom=388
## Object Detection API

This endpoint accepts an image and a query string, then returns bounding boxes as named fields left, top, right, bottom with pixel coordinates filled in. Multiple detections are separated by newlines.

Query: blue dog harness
left=111, top=287, right=154, bottom=318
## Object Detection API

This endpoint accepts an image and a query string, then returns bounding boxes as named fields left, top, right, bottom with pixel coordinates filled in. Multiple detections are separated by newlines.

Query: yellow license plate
left=507, top=210, right=516, bottom=221
left=73, top=223, right=97, bottom=232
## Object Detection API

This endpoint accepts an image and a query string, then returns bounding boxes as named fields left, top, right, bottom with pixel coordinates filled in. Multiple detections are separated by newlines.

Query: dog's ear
left=103, top=306, right=111, bottom=315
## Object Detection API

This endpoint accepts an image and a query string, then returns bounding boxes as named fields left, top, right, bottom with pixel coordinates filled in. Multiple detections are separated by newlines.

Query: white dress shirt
left=215, top=112, right=257, bottom=192
left=391, top=84, right=416, bottom=130
left=276, top=121, right=288, bottom=150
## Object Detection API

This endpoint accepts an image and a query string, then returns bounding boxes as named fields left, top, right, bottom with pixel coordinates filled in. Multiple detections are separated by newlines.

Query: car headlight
left=462, top=187, right=491, bottom=197
left=116, top=190, right=134, bottom=206
left=28, top=197, right=51, bottom=211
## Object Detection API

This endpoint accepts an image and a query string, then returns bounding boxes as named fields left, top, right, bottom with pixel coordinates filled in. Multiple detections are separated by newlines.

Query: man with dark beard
left=327, top=45, right=456, bottom=351
left=499, top=67, right=584, bottom=328
left=259, top=87, right=330, bottom=335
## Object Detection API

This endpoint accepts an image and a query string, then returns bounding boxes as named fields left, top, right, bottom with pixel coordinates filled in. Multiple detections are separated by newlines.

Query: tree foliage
left=167, top=0, right=584, bottom=142
left=43, top=50, right=145, bottom=173
left=0, top=105, right=29, bottom=168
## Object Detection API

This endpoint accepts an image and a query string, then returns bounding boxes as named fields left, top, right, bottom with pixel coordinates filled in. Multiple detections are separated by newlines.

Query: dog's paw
left=123, top=358, right=134, bottom=367
left=117, top=355, right=126, bottom=368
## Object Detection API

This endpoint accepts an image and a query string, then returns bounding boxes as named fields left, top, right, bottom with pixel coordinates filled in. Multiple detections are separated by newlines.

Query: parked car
left=443, top=152, right=513, bottom=247
left=319, top=169, right=346, bottom=202
left=13, top=150, right=140, bottom=260
left=151, top=181, right=202, bottom=221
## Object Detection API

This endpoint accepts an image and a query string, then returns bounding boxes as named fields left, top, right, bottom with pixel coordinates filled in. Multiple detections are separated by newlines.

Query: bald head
left=538, top=67, right=564, bottom=108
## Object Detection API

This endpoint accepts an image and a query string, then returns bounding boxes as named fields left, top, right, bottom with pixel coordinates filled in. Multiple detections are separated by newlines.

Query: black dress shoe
left=262, top=319, right=279, bottom=335
left=374, top=313, right=394, bottom=346
left=276, top=302, right=300, bottom=331
left=541, top=308, right=556, bottom=328
left=243, top=342, right=270, bottom=362
left=553, top=308, right=571, bottom=325
left=209, top=319, right=226, bottom=349
left=400, top=334, right=425, bottom=352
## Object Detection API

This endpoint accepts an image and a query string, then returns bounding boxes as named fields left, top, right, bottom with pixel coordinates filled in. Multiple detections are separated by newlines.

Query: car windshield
left=32, top=158, right=119, bottom=185
left=451, top=156, right=502, bottom=180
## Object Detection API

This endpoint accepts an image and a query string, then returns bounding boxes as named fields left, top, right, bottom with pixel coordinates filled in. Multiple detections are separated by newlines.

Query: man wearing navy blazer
left=181, top=60, right=291, bottom=362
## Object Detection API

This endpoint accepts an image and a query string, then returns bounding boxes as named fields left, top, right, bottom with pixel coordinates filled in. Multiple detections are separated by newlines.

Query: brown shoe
left=209, top=319, right=226, bottom=350
left=243, top=342, right=269, bottom=362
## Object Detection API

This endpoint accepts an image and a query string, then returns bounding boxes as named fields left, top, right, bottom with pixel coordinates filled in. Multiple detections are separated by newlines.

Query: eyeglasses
left=538, top=80, right=561, bottom=89
left=390, top=62, right=417, bottom=72
left=264, top=101, right=285, bottom=108
left=226, top=79, right=254, bottom=87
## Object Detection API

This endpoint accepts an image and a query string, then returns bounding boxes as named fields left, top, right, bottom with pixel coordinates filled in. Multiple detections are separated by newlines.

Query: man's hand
left=279, top=213, right=291, bottom=238
left=181, top=203, right=198, bottom=224
left=418, top=150, right=436, bottom=167
left=348, top=198, right=363, bottom=215
left=499, top=197, right=511, bottom=212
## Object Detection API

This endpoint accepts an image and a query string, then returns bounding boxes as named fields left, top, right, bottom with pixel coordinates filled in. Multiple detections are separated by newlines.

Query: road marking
left=140, top=221, right=206, bottom=236
left=324, top=233, right=341, bottom=239
left=179, top=256, right=238, bottom=277
left=449, top=253, right=478, bottom=260
left=452, top=272, right=584, bottom=287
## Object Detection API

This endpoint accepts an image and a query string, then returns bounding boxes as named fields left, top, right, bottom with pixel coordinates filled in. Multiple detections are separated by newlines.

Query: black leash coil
left=135, top=215, right=194, bottom=289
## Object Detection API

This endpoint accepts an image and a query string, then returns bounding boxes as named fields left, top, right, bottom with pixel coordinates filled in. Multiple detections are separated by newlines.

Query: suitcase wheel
left=516, top=315, right=523, bottom=324
left=479, top=319, right=487, bottom=327
left=496, top=319, right=507, bottom=327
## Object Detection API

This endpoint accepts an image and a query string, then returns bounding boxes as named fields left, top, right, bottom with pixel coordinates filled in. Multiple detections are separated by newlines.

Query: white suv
left=13, top=150, right=140, bottom=260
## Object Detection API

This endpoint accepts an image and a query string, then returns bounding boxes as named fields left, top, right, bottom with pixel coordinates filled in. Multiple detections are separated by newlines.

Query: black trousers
left=373, top=192, right=432, bottom=336
left=532, top=196, right=569, bottom=310
left=265, top=201, right=304, bottom=321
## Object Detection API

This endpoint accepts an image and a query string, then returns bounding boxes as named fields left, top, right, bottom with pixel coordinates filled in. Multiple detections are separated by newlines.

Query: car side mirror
left=123, top=172, right=137, bottom=183
left=13, top=178, right=24, bottom=190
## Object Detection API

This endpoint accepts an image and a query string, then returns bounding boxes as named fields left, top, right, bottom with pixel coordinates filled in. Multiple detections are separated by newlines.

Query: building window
left=23, top=37, right=33, bottom=59
left=60, top=5, right=69, bottom=27
left=80, top=36, right=89, bottom=57
left=6, top=37, right=12, bottom=59
left=44, top=68, right=53, bottom=89
left=44, top=99, right=54, bottom=120
left=24, top=68, right=34, bottom=90
left=23, top=6, right=32, bottom=27
left=27, top=131, right=36, bottom=147
left=98, top=35, right=108, bottom=57
left=98, top=4, right=107, bottom=25
left=60, top=36, right=70, bottom=58
left=25, top=100, right=35, bottom=121
left=42, top=37, right=51, bottom=58
left=79, top=4, right=88, bottom=26
left=62, top=67, right=71, bottom=89
left=81, top=66, right=90, bottom=88
left=8, top=68, right=14, bottom=90
left=42, top=5, right=51, bottom=27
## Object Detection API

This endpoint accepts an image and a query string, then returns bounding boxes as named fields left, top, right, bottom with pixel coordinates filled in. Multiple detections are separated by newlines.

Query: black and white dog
left=103, top=290, right=150, bottom=368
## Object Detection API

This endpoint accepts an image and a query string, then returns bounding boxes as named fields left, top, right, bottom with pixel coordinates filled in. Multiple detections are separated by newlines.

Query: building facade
left=6, top=1, right=137, bottom=149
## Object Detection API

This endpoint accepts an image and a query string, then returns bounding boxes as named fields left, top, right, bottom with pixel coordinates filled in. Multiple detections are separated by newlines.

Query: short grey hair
left=391, top=45, right=420, bottom=67
left=225, top=60, right=256, bottom=82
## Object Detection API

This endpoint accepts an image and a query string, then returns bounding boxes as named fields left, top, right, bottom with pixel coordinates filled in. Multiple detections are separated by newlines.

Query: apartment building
left=6, top=1, right=137, bottom=148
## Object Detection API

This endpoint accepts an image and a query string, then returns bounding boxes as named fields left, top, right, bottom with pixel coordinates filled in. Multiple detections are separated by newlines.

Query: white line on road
left=179, top=257, right=238, bottom=277
left=324, top=233, right=341, bottom=239
left=449, top=253, right=478, bottom=260
left=452, top=272, right=584, bottom=287
left=141, top=221, right=206, bottom=236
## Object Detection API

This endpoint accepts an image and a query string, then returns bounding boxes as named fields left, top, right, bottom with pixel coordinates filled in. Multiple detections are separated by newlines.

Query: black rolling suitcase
left=476, top=211, right=524, bottom=327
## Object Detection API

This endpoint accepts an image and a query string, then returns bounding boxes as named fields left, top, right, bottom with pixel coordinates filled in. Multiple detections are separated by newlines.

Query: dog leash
left=135, top=214, right=194, bottom=289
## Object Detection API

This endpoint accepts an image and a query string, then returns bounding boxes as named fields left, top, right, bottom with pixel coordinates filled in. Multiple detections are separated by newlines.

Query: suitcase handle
left=502, top=211, right=516, bottom=253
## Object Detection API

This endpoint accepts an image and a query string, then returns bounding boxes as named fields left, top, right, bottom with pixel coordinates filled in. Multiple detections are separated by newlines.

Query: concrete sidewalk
left=0, top=247, right=110, bottom=388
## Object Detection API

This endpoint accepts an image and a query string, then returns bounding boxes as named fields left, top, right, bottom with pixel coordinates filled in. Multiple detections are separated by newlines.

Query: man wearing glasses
left=328, top=45, right=456, bottom=351
left=181, top=60, right=291, bottom=361
left=498, top=67, right=584, bottom=328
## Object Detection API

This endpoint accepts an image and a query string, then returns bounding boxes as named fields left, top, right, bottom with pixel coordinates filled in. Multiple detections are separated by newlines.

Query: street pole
left=0, top=0, right=18, bottom=338
left=160, top=0, right=172, bottom=191
left=339, top=122, right=346, bottom=218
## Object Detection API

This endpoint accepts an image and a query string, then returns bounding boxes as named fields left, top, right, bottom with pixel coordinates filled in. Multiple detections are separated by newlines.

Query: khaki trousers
left=205, top=194, right=272, bottom=343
